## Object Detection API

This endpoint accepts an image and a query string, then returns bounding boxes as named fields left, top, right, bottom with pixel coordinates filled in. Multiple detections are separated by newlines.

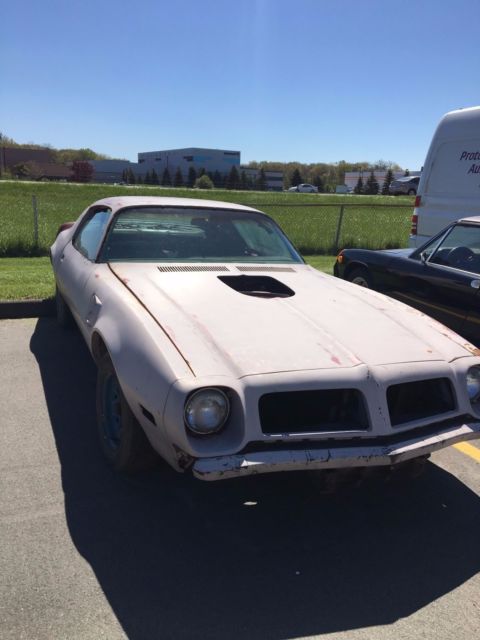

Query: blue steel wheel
left=102, top=373, right=122, bottom=452
left=55, top=286, right=73, bottom=328
left=96, top=353, right=157, bottom=473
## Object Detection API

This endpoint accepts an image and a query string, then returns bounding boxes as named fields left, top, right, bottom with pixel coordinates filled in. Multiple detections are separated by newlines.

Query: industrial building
left=89, top=147, right=284, bottom=190
left=344, top=170, right=421, bottom=192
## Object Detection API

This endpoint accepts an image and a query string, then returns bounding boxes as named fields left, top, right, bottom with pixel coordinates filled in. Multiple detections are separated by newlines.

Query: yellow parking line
left=454, top=442, right=480, bottom=463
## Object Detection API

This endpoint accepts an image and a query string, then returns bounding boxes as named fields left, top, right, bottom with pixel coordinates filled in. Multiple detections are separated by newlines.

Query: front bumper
left=192, top=419, right=480, bottom=480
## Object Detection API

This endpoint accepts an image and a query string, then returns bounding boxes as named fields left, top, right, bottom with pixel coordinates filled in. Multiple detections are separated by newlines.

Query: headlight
left=466, top=366, right=480, bottom=403
left=184, top=388, right=230, bottom=435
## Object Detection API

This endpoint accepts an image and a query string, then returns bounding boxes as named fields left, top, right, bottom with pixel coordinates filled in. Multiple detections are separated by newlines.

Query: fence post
left=32, top=195, right=39, bottom=247
left=334, top=204, right=345, bottom=252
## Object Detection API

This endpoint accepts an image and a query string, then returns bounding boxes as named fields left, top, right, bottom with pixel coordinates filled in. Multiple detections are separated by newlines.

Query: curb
left=0, top=298, right=55, bottom=320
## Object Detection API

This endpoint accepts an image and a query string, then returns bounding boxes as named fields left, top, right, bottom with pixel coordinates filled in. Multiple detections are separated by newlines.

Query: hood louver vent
left=236, top=266, right=296, bottom=273
left=157, top=265, right=230, bottom=273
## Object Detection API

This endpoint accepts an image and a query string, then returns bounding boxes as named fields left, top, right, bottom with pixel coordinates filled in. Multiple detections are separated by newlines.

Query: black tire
left=407, top=189, right=416, bottom=196
left=55, top=286, right=74, bottom=328
left=96, top=353, right=157, bottom=473
left=346, top=267, right=373, bottom=289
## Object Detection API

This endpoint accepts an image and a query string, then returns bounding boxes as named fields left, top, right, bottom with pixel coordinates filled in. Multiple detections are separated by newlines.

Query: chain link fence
left=252, top=202, right=412, bottom=254
left=0, top=189, right=413, bottom=257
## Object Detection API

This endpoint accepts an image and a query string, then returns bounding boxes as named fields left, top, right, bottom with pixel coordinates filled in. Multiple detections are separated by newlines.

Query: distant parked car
left=334, top=216, right=480, bottom=346
left=389, top=176, right=420, bottom=195
left=288, top=183, right=318, bottom=193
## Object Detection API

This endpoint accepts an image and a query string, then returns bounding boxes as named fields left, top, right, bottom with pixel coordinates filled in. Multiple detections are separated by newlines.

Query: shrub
left=194, top=175, right=214, bottom=189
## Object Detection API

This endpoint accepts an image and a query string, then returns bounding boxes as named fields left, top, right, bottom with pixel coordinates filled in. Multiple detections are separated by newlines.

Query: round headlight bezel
left=184, top=387, right=230, bottom=436
left=466, top=366, right=480, bottom=404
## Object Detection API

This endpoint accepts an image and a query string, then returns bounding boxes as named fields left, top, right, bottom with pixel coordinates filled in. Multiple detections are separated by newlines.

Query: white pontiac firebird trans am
left=51, top=196, right=480, bottom=481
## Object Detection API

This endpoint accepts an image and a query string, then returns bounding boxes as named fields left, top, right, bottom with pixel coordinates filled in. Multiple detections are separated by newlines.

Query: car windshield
left=100, top=206, right=303, bottom=263
left=428, top=223, right=480, bottom=273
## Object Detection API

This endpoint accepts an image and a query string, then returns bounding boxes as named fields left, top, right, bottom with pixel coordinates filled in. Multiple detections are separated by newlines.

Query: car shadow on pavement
left=31, top=317, right=480, bottom=640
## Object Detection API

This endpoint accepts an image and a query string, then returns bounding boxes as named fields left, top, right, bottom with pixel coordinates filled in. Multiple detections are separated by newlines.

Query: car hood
left=377, top=248, right=415, bottom=258
left=109, top=263, right=474, bottom=378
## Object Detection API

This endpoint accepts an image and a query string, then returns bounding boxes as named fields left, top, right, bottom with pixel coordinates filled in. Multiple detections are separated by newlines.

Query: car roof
left=88, top=196, right=263, bottom=214
left=395, top=176, right=417, bottom=182
left=458, top=215, right=480, bottom=224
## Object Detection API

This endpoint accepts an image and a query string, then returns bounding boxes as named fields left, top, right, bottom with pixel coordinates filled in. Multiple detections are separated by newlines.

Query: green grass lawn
left=0, top=255, right=335, bottom=300
left=0, top=257, right=55, bottom=300
left=0, top=180, right=413, bottom=257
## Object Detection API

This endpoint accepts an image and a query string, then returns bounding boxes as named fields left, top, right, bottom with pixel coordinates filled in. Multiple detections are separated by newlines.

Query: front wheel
left=96, top=353, right=157, bottom=473
left=346, top=267, right=373, bottom=288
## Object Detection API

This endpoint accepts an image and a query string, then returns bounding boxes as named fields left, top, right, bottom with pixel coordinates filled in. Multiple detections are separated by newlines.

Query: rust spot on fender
left=464, top=344, right=480, bottom=356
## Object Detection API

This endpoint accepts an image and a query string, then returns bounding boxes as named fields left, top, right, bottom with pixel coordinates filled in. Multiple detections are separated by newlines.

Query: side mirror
left=420, top=251, right=428, bottom=264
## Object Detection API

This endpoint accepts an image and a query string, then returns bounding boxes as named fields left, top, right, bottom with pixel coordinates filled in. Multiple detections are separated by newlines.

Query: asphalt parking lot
left=1, top=318, right=480, bottom=640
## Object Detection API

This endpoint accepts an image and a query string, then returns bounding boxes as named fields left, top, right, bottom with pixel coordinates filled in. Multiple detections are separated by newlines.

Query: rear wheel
left=55, top=286, right=73, bottom=328
left=346, top=267, right=372, bottom=288
left=96, top=353, right=157, bottom=473
left=408, top=189, right=416, bottom=196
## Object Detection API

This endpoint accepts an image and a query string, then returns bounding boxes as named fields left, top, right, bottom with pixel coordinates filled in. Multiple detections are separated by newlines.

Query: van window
left=426, top=139, right=480, bottom=196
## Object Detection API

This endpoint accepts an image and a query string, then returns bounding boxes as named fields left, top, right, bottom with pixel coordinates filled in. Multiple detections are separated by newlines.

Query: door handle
left=471, top=279, right=480, bottom=289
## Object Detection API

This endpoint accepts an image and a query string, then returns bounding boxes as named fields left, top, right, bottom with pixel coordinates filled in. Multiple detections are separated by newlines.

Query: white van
left=409, top=105, right=480, bottom=247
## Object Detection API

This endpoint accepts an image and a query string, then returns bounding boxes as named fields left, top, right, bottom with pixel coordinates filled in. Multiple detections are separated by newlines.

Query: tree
left=174, top=167, right=184, bottom=187
left=144, top=170, right=151, bottom=185
left=226, top=165, right=239, bottom=189
left=71, top=160, right=93, bottom=183
left=364, top=171, right=379, bottom=195
left=136, top=173, right=143, bottom=184
left=404, top=168, right=410, bottom=176
left=151, top=168, right=159, bottom=185
left=187, top=166, right=197, bottom=187
left=194, top=174, right=214, bottom=189
left=128, top=168, right=136, bottom=184
left=353, top=176, right=364, bottom=194
left=198, top=167, right=206, bottom=178
left=291, top=168, right=303, bottom=186
left=312, top=173, right=324, bottom=192
left=240, top=170, right=248, bottom=190
left=381, top=168, right=394, bottom=195
left=161, top=168, right=172, bottom=186
left=256, top=168, right=266, bottom=191
left=12, top=163, right=31, bottom=178
left=213, top=170, right=222, bottom=188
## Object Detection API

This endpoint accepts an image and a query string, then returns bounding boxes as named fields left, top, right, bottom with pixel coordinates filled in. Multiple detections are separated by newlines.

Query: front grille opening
left=387, top=378, right=455, bottom=426
left=218, top=275, right=294, bottom=298
left=259, top=389, right=369, bottom=434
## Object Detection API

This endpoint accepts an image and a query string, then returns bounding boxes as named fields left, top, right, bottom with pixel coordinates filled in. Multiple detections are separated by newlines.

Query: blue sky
left=2, top=0, right=479, bottom=170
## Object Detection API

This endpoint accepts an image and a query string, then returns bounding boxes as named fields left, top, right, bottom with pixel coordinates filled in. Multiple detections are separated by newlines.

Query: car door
left=55, top=208, right=111, bottom=329
left=380, top=223, right=480, bottom=338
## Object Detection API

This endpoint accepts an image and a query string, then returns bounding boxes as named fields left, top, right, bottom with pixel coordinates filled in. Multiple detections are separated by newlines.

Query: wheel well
left=343, top=261, right=369, bottom=280
left=91, top=332, right=109, bottom=365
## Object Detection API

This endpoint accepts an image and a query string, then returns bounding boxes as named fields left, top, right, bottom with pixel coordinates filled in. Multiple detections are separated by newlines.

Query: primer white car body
left=51, top=196, right=480, bottom=480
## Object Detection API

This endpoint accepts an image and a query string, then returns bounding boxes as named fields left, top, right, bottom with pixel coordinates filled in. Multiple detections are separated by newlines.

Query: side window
left=73, top=210, right=111, bottom=260
left=429, top=224, right=480, bottom=274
